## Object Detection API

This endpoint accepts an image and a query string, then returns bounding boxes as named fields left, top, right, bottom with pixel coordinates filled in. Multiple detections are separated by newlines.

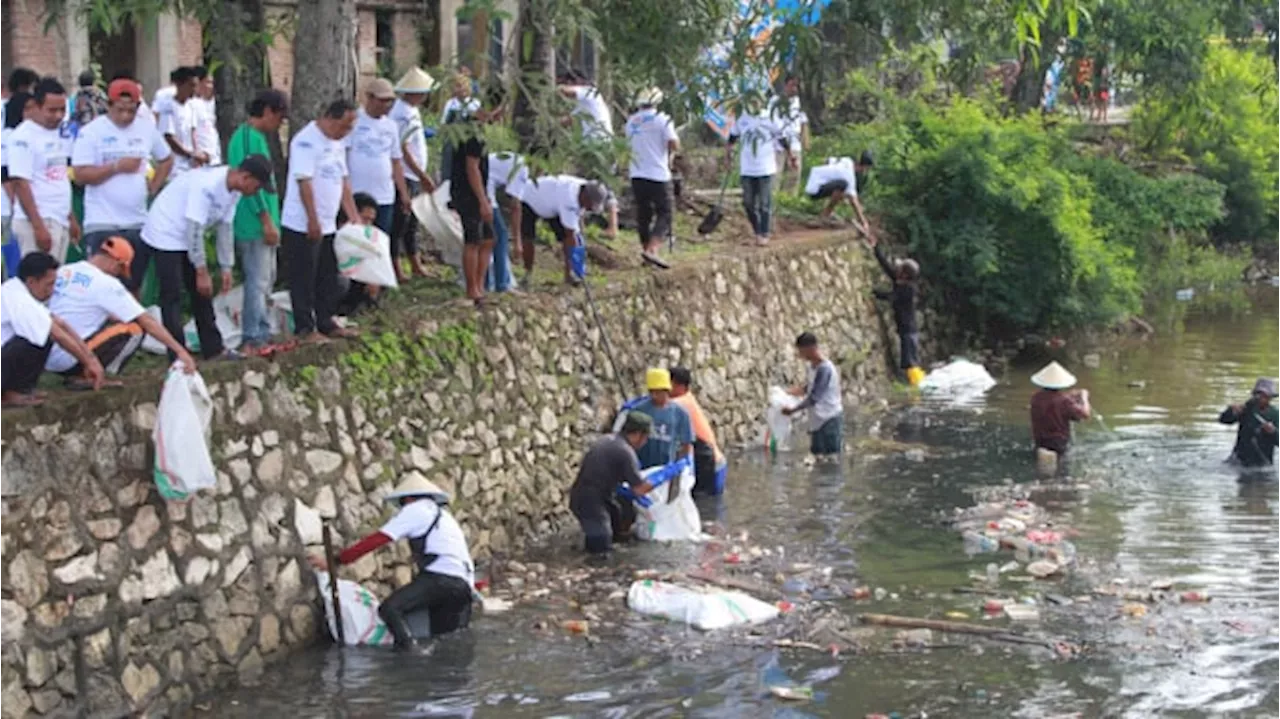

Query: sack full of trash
left=621, top=458, right=703, bottom=542
left=412, top=184, right=463, bottom=272
left=335, top=223, right=399, bottom=288
left=919, top=359, right=997, bottom=404
left=314, top=571, right=395, bottom=646
left=152, top=366, right=216, bottom=499
left=628, top=579, right=779, bottom=630
left=762, top=386, right=803, bottom=452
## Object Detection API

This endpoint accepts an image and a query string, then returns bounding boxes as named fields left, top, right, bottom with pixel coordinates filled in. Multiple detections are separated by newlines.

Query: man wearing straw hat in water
left=1029, top=361, right=1092, bottom=473
left=308, top=474, right=474, bottom=649
left=1219, top=378, right=1278, bottom=468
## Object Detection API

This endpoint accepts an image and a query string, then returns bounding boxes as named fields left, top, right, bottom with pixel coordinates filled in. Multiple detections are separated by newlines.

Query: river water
left=207, top=290, right=1277, bottom=719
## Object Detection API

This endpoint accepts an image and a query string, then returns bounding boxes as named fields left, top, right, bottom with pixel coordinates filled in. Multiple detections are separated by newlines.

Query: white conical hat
left=1031, top=361, right=1077, bottom=390
left=396, top=67, right=437, bottom=94
left=635, top=87, right=664, bottom=106
left=384, top=472, right=449, bottom=503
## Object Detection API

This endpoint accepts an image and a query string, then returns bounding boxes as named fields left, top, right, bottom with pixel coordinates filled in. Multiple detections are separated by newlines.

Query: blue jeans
left=237, top=240, right=276, bottom=346
left=741, top=175, right=774, bottom=237
left=485, top=208, right=512, bottom=292
left=374, top=204, right=394, bottom=235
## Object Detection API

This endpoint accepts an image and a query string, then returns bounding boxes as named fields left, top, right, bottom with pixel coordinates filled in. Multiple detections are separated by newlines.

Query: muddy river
left=206, top=289, right=1277, bottom=718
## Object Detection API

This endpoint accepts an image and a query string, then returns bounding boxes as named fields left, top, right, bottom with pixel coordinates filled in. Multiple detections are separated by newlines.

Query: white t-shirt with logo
left=626, top=109, right=678, bottom=182
left=193, top=97, right=222, bottom=165
left=1, top=128, right=12, bottom=220
left=141, top=166, right=240, bottom=251
left=729, top=111, right=783, bottom=178
left=345, top=108, right=402, bottom=204
left=514, top=174, right=586, bottom=232
left=45, top=261, right=145, bottom=372
left=379, top=500, right=475, bottom=584
left=566, top=86, right=613, bottom=140
left=281, top=121, right=349, bottom=235
left=805, top=157, right=857, bottom=197
left=486, top=152, right=529, bottom=204
left=7, top=120, right=72, bottom=223
left=155, top=96, right=200, bottom=176
left=72, top=115, right=173, bottom=230
left=389, top=99, right=428, bottom=182
left=769, top=95, right=807, bottom=153
left=440, top=96, right=480, bottom=125
left=0, top=277, right=52, bottom=348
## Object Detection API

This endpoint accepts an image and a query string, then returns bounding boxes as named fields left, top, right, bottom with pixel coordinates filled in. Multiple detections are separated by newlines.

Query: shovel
left=697, top=171, right=733, bottom=235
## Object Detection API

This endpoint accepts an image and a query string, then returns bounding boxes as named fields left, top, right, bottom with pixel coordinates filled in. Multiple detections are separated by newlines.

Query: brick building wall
left=2, top=0, right=82, bottom=84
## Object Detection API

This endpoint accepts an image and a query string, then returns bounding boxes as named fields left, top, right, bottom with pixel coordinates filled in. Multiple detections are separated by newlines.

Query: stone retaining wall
left=0, top=235, right=897, bottom=717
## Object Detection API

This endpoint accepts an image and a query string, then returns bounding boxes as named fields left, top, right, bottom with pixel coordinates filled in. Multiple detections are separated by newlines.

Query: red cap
left=107, top=79, right=142, bottom=103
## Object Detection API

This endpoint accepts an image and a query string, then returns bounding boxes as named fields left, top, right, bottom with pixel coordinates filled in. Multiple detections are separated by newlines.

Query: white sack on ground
left=335, top=223, right=399, bottom=288
left=628, top=579, right=780, bottom=631
left=315, top=571, right=396, bottom=646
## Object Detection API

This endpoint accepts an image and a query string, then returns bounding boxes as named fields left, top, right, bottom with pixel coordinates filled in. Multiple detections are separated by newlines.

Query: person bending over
left=569, top=412, right=655, bottom=555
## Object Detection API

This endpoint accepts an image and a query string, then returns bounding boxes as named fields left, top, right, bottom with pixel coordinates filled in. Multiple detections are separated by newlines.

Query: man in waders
left=1219, top=378, right=1278, bottom=467
left=1029, top=361, right=1091, bottom=474
left=570, top=412, right=656, bottom=555
left=308, top=474, right=474, bottom=649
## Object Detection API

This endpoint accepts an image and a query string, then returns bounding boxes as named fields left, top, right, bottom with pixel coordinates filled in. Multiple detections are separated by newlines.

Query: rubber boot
left=378, top=604, right=421, bottom=651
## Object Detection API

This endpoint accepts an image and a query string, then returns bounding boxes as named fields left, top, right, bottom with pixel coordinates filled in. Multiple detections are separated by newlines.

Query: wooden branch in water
left=682, top=569, right=784, bottom=600
left=858, top=613, right=1060, bottom=650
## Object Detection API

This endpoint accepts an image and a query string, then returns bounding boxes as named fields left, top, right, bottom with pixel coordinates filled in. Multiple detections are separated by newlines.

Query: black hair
left=859, top=150, right=874, bottom=167
left=784, top=74, right=798, bottom=84
left=352, top=192, right=377, bottom=212
left=4, top=93, right=32, bottom=129
left=248, top=89, right=288, bottom=117
left=17, top=252, right=58, bottom=281
left=189, top=65, right=208, bottom=80
left=322, top=99, right=356, bottom=119
left=795, top=332, right=819, bottom=348
left=169, top=67, right=184, bottom=83
left=77, top=70, right=96, bottom=88
left=670, top=366, right=692, bottom=387
left=7, top=68, right=38, bottom=92
left=33, top=77, right=66, bottom=105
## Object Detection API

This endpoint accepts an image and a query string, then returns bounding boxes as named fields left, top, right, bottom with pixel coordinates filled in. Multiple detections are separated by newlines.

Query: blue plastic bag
left=2, top=239, right=21, bottom=279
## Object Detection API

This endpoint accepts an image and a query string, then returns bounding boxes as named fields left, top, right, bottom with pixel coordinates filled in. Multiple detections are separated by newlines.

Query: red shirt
left=1030, top=390, right=1086, bottom=453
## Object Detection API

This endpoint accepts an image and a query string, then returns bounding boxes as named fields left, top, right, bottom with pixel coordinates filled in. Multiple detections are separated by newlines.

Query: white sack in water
left=761, top=386, right=803, bottom=451
left=920, top=359, right=997, bottom=403
left=315, top=571, right=395, bottom=646
left=628, top=579, right=780, bottom=631
left=629, top=462, right=703, bottom=542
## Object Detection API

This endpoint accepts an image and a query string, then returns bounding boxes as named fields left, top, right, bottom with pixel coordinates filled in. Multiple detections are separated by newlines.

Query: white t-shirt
left=45, top=261, right=145, bottom=372
left=0, top=277, right=52, bottom=348
left=805, top=158, right=857, bottom=197
left=72, top=115, right=173, bottom=230
left=379, top=500, right=475, bottom=584
left=1, top=128, right=12, bottom=220
left=281, top=121, right=349, bottom=235
left=389, top=99, right=428, bottom=182
left=769, top=95, right=807, bottom=153
left=514, top=174, right=586, bottom=232
left=729, top=111, right=783, bottom=178
left=486, top=152, right=529, bottom=204
left=345, top=108, right=402, bottom=204
left=625, top=108, right=678, bottom=182
left=439, top=96, right=480, bottom=125
left=136, top=101, right=156, bottom=127
left=141, top=166, right=240, bottom=251
left=7, top=120, right=72, bottom=223
left=152, top=85, right=176, bottom=109
left=193, top=97, right=221, bottom=165
left=565, top=86, right=613, bottom=140
left=155, top=96, right=200, bottom=176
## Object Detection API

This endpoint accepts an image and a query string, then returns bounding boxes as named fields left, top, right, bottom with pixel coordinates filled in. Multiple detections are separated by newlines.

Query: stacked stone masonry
left=0, top=236, right=898, bottom=717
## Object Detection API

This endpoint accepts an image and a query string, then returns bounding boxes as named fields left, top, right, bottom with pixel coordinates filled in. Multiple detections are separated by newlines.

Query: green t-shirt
left=227, top=124, right=280, bottom=242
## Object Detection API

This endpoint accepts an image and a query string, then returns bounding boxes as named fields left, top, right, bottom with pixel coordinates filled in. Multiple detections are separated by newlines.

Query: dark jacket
left=872, top=245, right=917, bottom=334
left=1219, top=400, right=1279, bottom=467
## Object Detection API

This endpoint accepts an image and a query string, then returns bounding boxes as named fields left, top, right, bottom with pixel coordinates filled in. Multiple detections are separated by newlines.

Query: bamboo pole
left=322, top=521, right=346, bottom=647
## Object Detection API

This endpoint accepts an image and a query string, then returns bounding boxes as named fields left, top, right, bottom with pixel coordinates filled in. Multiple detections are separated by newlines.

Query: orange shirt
left=673, top=392, right=723, bottom=462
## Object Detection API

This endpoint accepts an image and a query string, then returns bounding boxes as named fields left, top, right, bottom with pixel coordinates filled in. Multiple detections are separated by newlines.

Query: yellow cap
left=646, top=368, right=672, bottom=391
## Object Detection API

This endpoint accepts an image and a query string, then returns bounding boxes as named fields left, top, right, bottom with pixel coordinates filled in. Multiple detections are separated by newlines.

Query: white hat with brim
left=1031, top=361, right=1077, bottom=390
left=635, top=87, right=664, bottom=106
left=396, top=67, right=438, bottom=94
left=384, top=473, right=450, bottom=503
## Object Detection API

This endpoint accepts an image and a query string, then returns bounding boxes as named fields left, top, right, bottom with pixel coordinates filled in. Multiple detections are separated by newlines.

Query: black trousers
left=519, top=203, right=567, bottom=244
left=691, top=440, right=718, bottom=495
left=378, top=571, right=472, bottom=646
left=392, top=180, right=421, bottom=260
left=631, top=178, right=673, bottom=247
left=2, top=336, right=52, bottom=393
left=131, top=244, right=224, bottom=360
left=283, top=228, right=339, bottom=336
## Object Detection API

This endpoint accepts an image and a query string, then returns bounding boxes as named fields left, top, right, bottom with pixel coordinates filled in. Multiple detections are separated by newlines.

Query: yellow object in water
left=906, top=366, right=925, bottom=387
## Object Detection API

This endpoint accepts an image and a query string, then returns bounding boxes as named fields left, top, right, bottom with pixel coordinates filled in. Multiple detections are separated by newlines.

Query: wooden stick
left=858, top=613, right=1057, bottom=649
left=683, top=570, right=783, bottom=600
left=322, top=521, right=346, bottom=647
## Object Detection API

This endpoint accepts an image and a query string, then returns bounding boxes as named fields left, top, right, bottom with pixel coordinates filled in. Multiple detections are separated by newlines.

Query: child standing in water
left=866, top=235, right=922, bottom=384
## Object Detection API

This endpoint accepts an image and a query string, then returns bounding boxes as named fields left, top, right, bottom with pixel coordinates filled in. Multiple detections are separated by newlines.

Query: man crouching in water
left=1220, top=377, right=1278, bottom=468
left=570, top=412, right=655, bottom=556
left=309, top=475, right=474, bottom=649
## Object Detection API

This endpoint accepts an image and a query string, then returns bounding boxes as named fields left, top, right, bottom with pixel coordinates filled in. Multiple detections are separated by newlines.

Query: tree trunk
left=291, top=0, right=358, bottom=137
left=513, top=0, right=555, bottom=155
left=205, top=0, right=280, bottom=177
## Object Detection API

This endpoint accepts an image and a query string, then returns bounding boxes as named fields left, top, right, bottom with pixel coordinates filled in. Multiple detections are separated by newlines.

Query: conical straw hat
left=396, top=67, right=437, bottom=94
left=384, top=472, right=450, bottom=503
left=1031, top=361, right=1077, bottom=390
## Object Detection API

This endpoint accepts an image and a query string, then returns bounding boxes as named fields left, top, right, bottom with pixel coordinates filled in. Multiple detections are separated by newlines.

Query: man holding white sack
left=309, top=474, right=475, bottom=650
left=570, top=412, right=655, bottom=555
